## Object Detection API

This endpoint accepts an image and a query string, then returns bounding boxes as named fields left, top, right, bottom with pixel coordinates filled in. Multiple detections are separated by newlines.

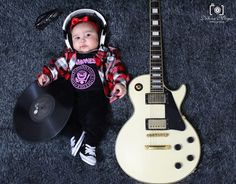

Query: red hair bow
left=70, top=16, right=89, bottom=30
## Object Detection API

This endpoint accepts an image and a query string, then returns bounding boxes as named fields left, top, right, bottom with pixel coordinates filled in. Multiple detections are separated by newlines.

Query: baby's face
left=71, top=22, right=99, bottom=53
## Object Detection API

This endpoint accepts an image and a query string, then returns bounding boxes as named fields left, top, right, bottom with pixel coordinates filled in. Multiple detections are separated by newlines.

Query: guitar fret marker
left=152, top=31, right=159, bottom=36
left=152, top=41, right=159, bottom=46
left=152, top=20, right=159, bottom=25
left=152, top=73, right=161, bottom=77
left=152, top=66, right=161, bottom=70
left=152, top=79, right=162, bottom=83
left=152, top=8, right=158, bottom=14
left=152, top=55, right=160, bottom=59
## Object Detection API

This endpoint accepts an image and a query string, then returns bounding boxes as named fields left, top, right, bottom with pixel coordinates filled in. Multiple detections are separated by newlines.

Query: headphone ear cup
left=64, top=32, right=73, bottom=50
left=65, top=38, right=71, bottom=50
left=63, top=20, right=74, bottom=50
left=99, top=30, right=106, bottom=46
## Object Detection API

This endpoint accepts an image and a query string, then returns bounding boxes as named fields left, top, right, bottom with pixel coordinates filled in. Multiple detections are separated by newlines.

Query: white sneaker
left=70, top=131, right=85, bottom=156
left=79, top=144, right=97, bottom=166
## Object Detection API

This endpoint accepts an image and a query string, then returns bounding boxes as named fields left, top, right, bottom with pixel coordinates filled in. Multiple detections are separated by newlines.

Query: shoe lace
left=85, top=144, right=96, bottom=156
left=70, top=136, right=76, bottom=147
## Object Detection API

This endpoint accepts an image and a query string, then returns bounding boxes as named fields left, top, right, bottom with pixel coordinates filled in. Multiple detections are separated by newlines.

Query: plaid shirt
left=39, top=46, right=130, bottom=103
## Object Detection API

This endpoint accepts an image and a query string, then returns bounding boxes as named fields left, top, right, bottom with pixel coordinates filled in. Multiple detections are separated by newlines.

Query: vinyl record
left=13, top=79, right=74, bottom=142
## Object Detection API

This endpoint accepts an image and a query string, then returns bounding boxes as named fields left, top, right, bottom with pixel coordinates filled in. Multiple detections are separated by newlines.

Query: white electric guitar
left=115, top=0, right=201, bottom=183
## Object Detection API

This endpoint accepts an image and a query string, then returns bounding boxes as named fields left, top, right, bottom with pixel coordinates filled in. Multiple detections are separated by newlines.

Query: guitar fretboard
left=150, top=0, right=164, bottom=93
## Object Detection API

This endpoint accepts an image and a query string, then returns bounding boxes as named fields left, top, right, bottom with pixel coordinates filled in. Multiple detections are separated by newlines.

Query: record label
left=29, top=94, right=55, bottom=122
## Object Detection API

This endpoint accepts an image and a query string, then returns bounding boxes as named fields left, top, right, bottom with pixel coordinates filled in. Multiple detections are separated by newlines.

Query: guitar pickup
left=145, top=93, right=166, bottom=104
left=146, top=118, right=167, bottom=130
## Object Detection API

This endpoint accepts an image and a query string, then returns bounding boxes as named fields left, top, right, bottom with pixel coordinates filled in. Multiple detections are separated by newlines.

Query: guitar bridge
left=145, top=145, right=171, bottom=150
left=147, top=133, right=169, bottom=137
left=146, top=118, right=167, bottom=130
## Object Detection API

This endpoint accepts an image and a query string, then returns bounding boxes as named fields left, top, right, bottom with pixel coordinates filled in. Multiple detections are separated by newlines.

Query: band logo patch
left=71, top=65, right=95, bottom=89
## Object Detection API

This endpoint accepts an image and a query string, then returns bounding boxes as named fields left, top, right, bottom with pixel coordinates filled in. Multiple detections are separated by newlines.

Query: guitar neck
left=150, top=0, right=164, bottom=93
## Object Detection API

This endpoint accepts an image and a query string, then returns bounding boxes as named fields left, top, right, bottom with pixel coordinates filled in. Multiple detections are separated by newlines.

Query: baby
left=38, top=9, right=129, bottom=166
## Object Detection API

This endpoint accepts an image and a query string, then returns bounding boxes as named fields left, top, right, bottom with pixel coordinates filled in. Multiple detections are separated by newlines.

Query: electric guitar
left=115, top=0, right=201, bottom=183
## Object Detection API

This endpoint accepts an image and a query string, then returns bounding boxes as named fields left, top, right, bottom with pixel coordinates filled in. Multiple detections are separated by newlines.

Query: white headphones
left=62, top=9, right=107, bottom=50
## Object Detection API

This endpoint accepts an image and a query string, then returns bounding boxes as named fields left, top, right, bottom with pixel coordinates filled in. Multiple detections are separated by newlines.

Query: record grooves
left=13, top=79, right=74, bottom=142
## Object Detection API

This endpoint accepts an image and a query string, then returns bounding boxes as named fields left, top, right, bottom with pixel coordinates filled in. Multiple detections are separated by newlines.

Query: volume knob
left=134, top=83, right=143, bottom=91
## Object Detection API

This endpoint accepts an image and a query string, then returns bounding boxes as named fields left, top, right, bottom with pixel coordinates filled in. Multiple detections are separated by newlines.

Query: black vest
left=70, top=52, right=103, bottom=92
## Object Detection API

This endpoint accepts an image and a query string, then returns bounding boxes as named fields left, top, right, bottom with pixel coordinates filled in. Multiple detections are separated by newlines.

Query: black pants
left=65, top=90, right=110, bottom=146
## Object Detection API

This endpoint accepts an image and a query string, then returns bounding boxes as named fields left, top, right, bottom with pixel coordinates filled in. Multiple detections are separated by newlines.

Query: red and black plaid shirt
left=39, top=46, right=130, bottom=103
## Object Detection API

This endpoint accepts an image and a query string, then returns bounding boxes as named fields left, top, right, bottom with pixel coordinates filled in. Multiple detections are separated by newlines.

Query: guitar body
left=115, top=74, right=201, bottom=184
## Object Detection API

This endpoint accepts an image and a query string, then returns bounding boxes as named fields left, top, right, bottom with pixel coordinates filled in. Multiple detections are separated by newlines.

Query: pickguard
left=165, top=89, right=185, bottom=130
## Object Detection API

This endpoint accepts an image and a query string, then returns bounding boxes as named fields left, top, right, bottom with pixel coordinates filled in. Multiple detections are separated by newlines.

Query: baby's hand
left=37, top=74, right=50, bottom=86
left=112, top=83, right=127, bottom=99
